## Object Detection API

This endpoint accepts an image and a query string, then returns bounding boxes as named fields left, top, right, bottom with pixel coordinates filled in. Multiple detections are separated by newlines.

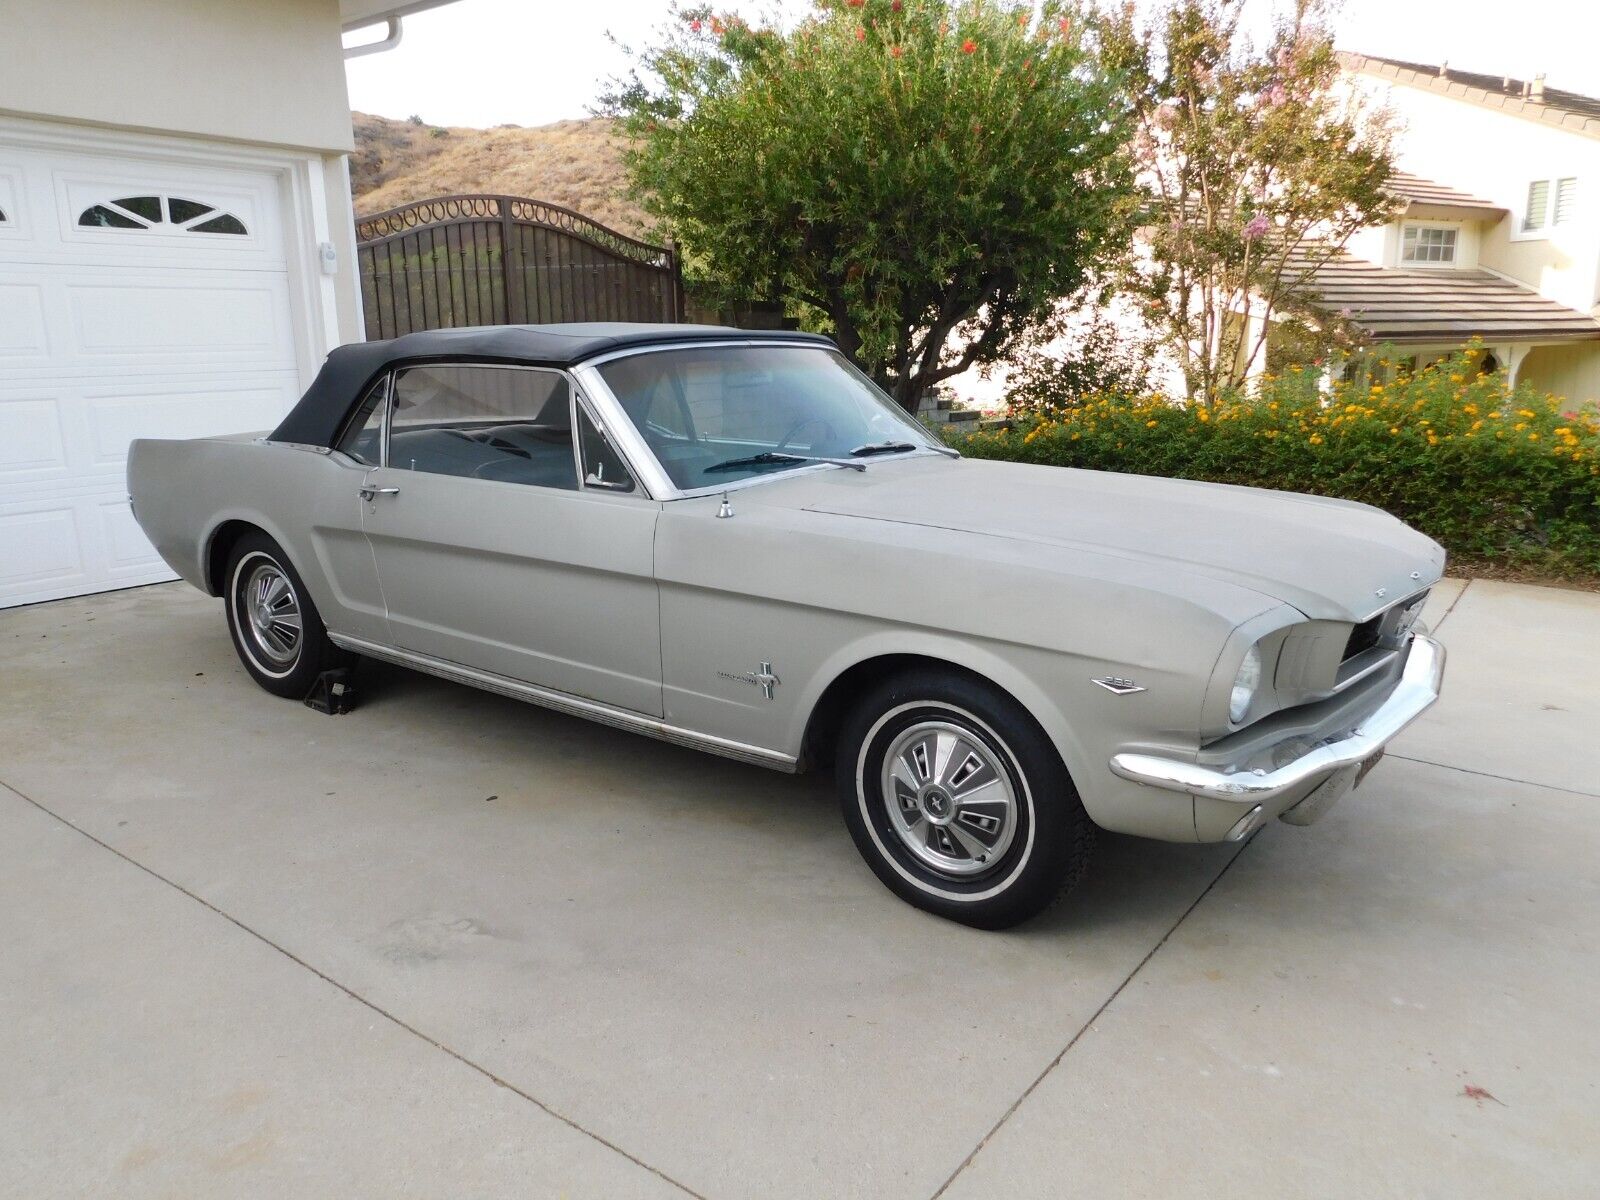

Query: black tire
left=222, top=531, right=345, bottom=699
left=837, top=667, right=1095, bottom=929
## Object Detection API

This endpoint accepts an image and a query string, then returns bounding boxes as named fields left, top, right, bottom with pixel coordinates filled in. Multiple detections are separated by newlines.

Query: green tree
left=602, top=1, right=1135, bottom=413
left=1100, top=0, right=1398, bottom=404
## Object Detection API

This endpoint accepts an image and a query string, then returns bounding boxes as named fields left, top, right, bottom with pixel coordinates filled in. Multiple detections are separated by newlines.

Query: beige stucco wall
left=1346, top=72, right=1600, bottom=315
left=0, top=0, right=353, bottom=153
left=1520, top=341, right=1600, bottom=407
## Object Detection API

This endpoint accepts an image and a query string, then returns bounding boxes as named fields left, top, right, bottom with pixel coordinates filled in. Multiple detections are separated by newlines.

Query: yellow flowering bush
left=956, top=348, right=1600, bottom=579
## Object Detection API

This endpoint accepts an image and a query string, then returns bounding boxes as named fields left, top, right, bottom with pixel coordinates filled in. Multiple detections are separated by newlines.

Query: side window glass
left=337, top=378, right=388, bottom=465
left=388, top=364, right=578, bottom=491
left=577, top=404, right=635, bottom=493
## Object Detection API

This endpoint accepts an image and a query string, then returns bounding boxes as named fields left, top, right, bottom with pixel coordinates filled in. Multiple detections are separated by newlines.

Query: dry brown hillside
left=350, top=112, right=649, bottom=239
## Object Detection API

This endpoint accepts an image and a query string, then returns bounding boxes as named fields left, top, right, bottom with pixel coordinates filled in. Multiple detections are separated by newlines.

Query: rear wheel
left=222, top=531, right=344, bottom=698
left=837, top=668, right=1095, bottom=929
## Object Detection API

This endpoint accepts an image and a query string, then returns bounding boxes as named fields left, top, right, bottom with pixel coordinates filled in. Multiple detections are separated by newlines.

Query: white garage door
left=0, top=136, right=304, bottom=608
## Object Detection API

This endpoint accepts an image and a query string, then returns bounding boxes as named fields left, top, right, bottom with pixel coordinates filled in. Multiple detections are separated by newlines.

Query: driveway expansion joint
left=926, top=839, right=1254, bottom=1200
left=1388, top=752, right=1600, bottom=799
left=1429, top=577, right=1472, bottom=634
left=0, top=776, right=709, bottom=1200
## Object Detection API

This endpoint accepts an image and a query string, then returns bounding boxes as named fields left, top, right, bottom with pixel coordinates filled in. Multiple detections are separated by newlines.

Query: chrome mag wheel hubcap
left=242, top=561, right=302, bottom=667
left=880, top=720, right=1018, bottom=877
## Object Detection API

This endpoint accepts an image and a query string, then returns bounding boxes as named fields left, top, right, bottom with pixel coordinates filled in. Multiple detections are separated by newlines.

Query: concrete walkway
left=2, top=578, right=1595, bottom=1198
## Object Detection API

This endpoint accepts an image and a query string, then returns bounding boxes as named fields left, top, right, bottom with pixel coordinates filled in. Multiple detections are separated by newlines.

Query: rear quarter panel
left=127, top=437, right=380, bottom=637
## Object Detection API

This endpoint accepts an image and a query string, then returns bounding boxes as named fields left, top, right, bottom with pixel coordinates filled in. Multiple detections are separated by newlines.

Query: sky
left=344, top=0, right=1600, bottom=129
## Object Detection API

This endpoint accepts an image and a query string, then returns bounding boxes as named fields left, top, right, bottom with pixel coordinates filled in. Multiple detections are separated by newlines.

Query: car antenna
left=717, top=491, right=734, bottom=519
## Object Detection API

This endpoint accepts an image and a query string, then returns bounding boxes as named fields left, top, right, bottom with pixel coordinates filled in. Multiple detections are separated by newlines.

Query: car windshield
left=593, top=344, right=942, bottom=490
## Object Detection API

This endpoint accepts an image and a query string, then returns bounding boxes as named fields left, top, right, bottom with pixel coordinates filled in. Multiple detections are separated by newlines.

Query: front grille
left=1343, top=613, right=1383, bottom=661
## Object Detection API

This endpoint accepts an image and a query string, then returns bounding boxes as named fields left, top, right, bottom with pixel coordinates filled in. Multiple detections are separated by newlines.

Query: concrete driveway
left=2, top=578, right=1595, bottom=1199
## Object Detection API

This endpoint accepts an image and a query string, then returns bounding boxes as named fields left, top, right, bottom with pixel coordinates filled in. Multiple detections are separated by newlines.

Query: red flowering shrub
left=603, top=1, right=1133, bottom=412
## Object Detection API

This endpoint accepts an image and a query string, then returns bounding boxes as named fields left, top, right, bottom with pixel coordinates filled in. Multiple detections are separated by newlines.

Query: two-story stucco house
left=0, top=0, right=460, bottom=609
left=1305, top=54, right=1600, bottom=399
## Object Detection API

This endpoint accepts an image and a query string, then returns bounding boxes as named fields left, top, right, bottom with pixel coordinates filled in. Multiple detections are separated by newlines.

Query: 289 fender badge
left=718, top=661, right=781, bottom=700
left=1092, top=676, right=1146, bottom=696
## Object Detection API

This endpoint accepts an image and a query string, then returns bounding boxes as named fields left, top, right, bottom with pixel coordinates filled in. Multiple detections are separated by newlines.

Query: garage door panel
left=0, top=131, right=306, bottom=609
left=0, top=396, right=68, bottom=477
left=84, top=379, right=297, bottom=466
left=70, top=280, right=285, bottom=358
left=0, top=282, right=49, bottom=357
left=0, top=506, right=84, bottom=594
left=0, top=166, right=25, bottom=241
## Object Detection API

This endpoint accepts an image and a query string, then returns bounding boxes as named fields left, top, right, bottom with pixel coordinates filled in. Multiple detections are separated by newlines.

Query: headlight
left=1229, top=644, right=1263, bottom=724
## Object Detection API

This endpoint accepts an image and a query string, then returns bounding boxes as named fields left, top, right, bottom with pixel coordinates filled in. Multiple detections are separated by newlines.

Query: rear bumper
left=1108, top=635, right=1445, bottom=807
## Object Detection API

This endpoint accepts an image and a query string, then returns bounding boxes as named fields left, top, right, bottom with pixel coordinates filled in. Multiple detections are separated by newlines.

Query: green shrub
left=953, top=348, right=1600, bottom=580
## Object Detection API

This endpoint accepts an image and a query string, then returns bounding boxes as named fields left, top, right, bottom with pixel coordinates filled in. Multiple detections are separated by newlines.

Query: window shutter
left=1524, top=179, right=1550, bottom=230
left=1554, top=177, right=1578, bottom=226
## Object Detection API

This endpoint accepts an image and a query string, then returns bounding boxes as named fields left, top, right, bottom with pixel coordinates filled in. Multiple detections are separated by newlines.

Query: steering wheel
left=774, top=417, right=835, bottom=454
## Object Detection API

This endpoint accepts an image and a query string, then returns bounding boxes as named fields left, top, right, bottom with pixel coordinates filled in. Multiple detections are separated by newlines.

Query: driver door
left=359, top=363, right=663, bottom=717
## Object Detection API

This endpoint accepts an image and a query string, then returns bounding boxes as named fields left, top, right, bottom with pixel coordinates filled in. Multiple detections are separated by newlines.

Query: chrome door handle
left=358, top=485, right=400, bottom=500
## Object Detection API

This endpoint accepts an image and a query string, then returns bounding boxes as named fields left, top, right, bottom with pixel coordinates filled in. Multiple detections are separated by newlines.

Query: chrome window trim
left=379, top=368, right=393, bottom=467
left=572, top=386, right=647, bottom=497
left=258, top=439, right=333, bottom=455
left=375, top=360, right=658, bottom=499
left=571, top=340, right=954, bottom=502
left=571, top=360, right=682, bottom=500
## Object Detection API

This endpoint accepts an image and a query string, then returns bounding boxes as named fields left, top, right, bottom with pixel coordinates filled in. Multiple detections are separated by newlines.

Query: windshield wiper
left=849, top=440, right=920, bottom=457
left=703, top=451, right=866, bottom=475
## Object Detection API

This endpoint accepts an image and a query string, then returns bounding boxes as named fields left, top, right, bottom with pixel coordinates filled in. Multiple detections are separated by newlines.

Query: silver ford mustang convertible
left=129, top=323, right=1446, bottom=928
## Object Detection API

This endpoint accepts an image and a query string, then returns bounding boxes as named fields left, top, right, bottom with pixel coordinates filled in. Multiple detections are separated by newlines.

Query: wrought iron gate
left=355, top=195, right=684, bottom=339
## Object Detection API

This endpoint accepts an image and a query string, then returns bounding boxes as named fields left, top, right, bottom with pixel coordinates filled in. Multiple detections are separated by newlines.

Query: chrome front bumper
left=1109, top=635, right=1445, bottom=805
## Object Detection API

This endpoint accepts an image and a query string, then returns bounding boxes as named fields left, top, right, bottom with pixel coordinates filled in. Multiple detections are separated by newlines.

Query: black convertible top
left=269, top=322, right=834, bottom=448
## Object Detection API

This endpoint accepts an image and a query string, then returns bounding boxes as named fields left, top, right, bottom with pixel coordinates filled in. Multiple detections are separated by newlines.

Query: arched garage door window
left=77, top=194, right=246, bottom=235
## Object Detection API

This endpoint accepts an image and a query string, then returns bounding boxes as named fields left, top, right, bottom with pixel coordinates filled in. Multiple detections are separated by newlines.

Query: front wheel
left=837, top=668, right=1095, bottom=929
left=223, top=531, right=345, bottom=698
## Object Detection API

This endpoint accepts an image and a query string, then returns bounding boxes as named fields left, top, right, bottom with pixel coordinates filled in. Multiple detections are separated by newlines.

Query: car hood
left=793, top=457, right=1445, bottom=621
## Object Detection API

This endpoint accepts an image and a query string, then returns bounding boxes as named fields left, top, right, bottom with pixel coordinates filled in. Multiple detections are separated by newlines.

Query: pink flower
left=962, top=38, right=977, bottom=53
left=856, top=25, right=866, bottom=41
left=1261, top=82, right=1287, bottom=107
left=1243, top=213, right=1270, bottom=240
left=690, top=18, right=701, bottom=32
left=890, top=44, right=903, bottom=58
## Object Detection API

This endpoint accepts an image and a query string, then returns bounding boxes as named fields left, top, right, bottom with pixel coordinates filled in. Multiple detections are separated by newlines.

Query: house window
left=1523, top=177, right=1578, bottom=233
left=76, top=195, right=247, bottom=235
left=1401, top=224, right=1458, bottom=265
left=0, top=204, right=8, bottom=223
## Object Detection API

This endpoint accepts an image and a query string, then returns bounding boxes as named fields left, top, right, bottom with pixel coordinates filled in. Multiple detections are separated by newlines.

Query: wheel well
left=799, top=653, right=1012, bottom=772
left=205, top=520, right=264, bottom=596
